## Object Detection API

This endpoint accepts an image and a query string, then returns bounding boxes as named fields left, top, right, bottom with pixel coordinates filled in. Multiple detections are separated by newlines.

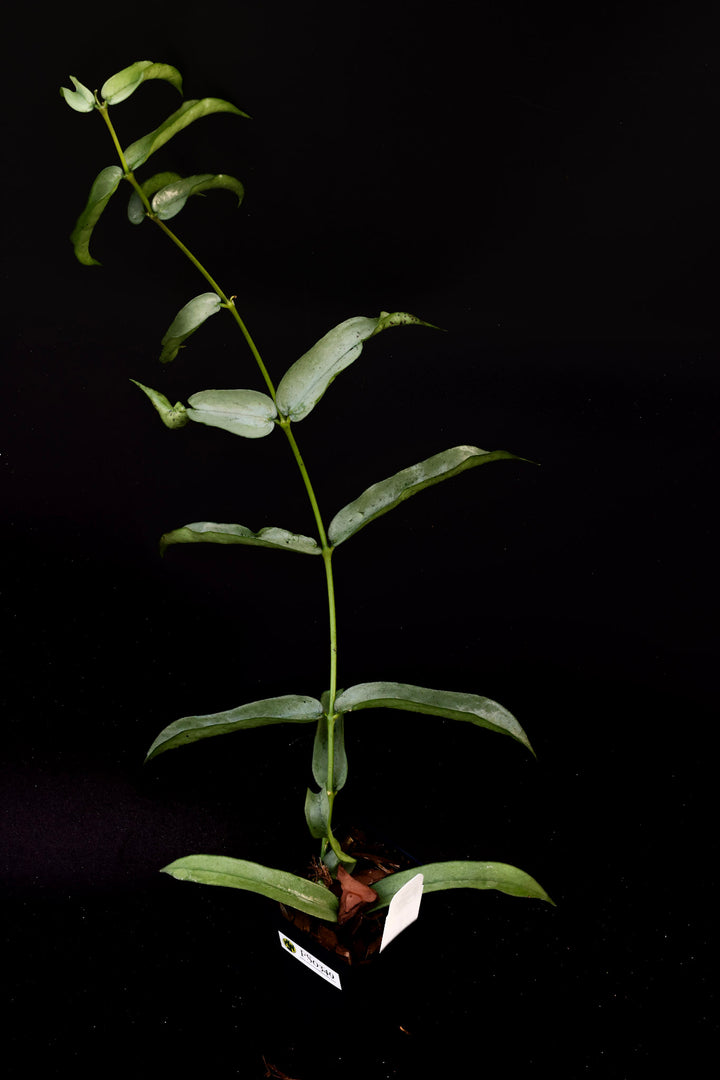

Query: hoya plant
left=60, top=61, right=552, bottom=936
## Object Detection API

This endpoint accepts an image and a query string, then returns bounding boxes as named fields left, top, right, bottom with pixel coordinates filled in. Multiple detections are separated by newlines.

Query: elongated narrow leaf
left=312, top=712, right=348, bottom=791
left=329, top=445, right=526, bottom=546
left=146, top=694, right=323, bottom=761
left=335, top=682, right=533, bottom=753
left=159, top=292, right=222, bottom=363
left=130, top=380, right=188, bottom=429
left=159, top=521, right=320, bottom=556
left=152, top=172, right=245, bottom=221
left=128, top=171, right=182, bottom=224
left=60, top=76, right=95, bottom=113
left=124, top=98, right=249, bottom=171
left=69, top=165, right=123, bottom=265
left=101, top=61, right=183, bottom=105
left=162, top=855, right=339, bottom=921
left=369, top=861, right=554, bottom=911
left=304, top=787, right=330, bottom=838
left=187, top=388, right=277, bottom=438
left=276, top=311, right=433, bottom=422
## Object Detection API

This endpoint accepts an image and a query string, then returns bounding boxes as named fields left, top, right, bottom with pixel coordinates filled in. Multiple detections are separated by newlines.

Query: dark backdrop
left=3, top=2, right=715, bottom=1076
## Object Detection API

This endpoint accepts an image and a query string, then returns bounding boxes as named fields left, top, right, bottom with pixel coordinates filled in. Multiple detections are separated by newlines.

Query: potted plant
left=59, top=60, right=553, bottom=973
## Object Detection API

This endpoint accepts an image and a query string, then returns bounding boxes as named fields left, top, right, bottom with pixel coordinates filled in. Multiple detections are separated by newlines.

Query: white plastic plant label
left=380, top=872, right=424, bottom=952
left=278, top=931, right=342, bottom=989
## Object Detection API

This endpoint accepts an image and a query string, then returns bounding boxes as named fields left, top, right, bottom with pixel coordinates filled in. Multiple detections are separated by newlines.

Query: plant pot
left=279, top=825, right=419, bottom=970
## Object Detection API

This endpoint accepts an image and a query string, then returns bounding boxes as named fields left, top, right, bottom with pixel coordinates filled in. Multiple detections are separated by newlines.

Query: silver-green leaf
left=69, top=165, right=124, bottom=266
left=186, top=389, right=277, bottom=438
left=334, top=682, right=533, bottom=753
left=159, top=521, right=321, bottom=556
left=328, top=445, right=527, bottom=546
left=123, top=98, right=249, bottom=171
left=275, top=310, right=434, bottom=422
left=60, top=76, right=95, bottom=113
left=368, top=861, right=554, bottom=911
left=159, top=292, right=223, bottom=363
left=101, top=61, right=183, bottom=105
left=146, top=694, right=324, bottom=761
left=130, top=380, right=188, bottom=429
left=128, top=171, right=183, bottom=224
left=311, top=711, right=348, bottom=791
left=162, top=855, right=339, bottom=921
left=304, top=787, right=331, bottom=839
left=151, top=173, right=245, bottom=221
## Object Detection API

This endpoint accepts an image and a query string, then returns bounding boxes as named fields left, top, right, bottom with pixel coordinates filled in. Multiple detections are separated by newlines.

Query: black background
left=3, top=1, right=715, bottom=1076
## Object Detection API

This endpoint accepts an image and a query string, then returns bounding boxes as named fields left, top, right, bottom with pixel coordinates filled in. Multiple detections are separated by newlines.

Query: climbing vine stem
left=99, top=97, right=342, bottom=849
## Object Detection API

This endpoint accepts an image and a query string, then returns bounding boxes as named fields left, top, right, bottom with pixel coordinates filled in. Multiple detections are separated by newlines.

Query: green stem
left=97, top=101, right=278, bottom=399
left=281, top=422, right=340, bottom=842
left=153, top=220, right=278, bottom=403
left=279, top=423, right=338, bottom=710
left=100, top=101, right=343, bottom=854
left=97, top=101, right=133, bottom=176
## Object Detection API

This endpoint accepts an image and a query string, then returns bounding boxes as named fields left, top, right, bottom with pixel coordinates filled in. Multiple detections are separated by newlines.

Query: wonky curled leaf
left=69, top=166, right=124, bottom=266
left=159, top=292, right=223, bottom=363
left=100, top=61, right=183, bottom=105
left=59, top=76, right=95, bottom=113
left=127, top=172, right=183, bottom=225
left=123, top=98, right=249, bottom=171
left=151, top=173, right=245, bottom=221
left=130, top=380, right=188, bottom=429
left=159, top=521, right=321, bottom=556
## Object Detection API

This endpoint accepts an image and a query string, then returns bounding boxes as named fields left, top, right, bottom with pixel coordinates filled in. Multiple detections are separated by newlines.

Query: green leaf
left=372, top=310, right=443, bottom=334
left=129, top=380, right=188, bottom=429
left=60, top=76, right=95, bottom=113
left=101, top=61, right=183, bottom=105
left=187, top=388, right=278, bottom=438
left=162, top=855, right=339, bottom=921
left=328, top=445, right=528, bottom=546
left=326, top=834, right=357, bottom=873
left=69, top=165, right=123, bottom=266
left=159, top=521, right=321, bottom=556
left=304, top=789, right=355, bottom=870
left=276, top=315, right=375, bottom=421
left=123, top=98, right=250, bottom=171
left=151, top=172, right=245, bottom=221
left=159, top=292, right=223, bottom=363
left=304, top=787, right=330, bottom=839
left=276, top=310, right=434, bottom=422
left=368, top=861, right=554, bottom=911
left=146, top=694, right=323, bottom=761
left=312, top=712, right=348, bottom=791
left=128, top=171, right=182, bottom=224
left=334, top=682, right=533, bottom=753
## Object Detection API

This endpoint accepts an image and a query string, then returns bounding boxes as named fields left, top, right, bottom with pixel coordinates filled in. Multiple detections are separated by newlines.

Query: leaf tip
left=70, top=233, right=101, bottom=267
left=144, top=740, right=161, bottom=763
left=159, top=862, right=183, bottom=879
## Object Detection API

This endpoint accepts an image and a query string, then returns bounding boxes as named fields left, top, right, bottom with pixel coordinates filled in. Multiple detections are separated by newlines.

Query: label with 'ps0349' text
left=278, top=931, right=342, bottom=989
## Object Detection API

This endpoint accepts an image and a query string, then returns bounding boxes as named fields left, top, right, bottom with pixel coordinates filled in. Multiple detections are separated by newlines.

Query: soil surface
left=279, top=827, right=416, bottom=965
